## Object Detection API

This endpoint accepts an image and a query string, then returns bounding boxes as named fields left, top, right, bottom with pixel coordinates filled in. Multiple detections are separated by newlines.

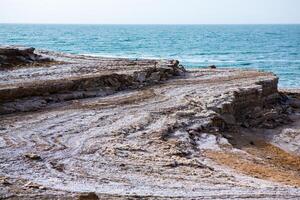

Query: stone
left=23, top=181, right=44, bottom=189
left=78, top=192, right=99, bottom=200
left=24, top=153, right=42, bottom=161
left=171, top=60, right=180, bottom=66
left=50, top=161, right=64, bottom=172
left=208, top=65, right=217, bottom=69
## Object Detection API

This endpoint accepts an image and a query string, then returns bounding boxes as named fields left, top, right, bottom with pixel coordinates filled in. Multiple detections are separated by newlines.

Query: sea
left=0, top=24, right=299, bottom=88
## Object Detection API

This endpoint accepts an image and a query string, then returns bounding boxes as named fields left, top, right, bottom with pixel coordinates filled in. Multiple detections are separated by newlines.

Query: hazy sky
left=0, top=0, right=299, bottom=24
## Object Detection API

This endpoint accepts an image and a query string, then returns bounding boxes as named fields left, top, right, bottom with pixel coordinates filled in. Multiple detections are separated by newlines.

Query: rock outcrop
left=1, top=47, right=300, bottom=199
left=0, top=49, right=184, bottom=114
left=0, top=46, right=53, bottom=69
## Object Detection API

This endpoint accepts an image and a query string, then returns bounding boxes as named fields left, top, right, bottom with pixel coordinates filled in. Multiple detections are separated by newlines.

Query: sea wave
left=82, top=53, right=165, bottom=60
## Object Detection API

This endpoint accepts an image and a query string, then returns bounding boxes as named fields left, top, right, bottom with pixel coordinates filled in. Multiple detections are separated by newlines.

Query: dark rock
left=119, top=163, right=126, bottom=167
left=28, top=53, right=37, bottom=61
left=208, top=65, right=217, bottom=69
left=171, top=60, right=180, bottom=66
left=289, top=99, right=300, bottom=109
left=16, top=56, right=32, bottom=63
left=0, top=46, right=53, bottom=69
left=78, top=192, right=99, bottom=200
left=242, top=121, right=250, bottom=128
left=50, top=161, right=65, bottom=172
left=221, top=114, right=236, bottom=125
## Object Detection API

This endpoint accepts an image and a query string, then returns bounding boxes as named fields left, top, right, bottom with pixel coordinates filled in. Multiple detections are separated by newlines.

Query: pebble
left=24, top=153, right=42, bottom=161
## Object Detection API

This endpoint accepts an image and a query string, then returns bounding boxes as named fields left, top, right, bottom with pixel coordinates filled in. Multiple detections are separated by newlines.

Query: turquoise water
left=0, top=24, right=299, bottom=87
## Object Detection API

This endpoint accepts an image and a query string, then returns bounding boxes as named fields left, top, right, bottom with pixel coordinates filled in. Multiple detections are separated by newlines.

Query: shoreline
left=1, top=46, right=300, bottom=199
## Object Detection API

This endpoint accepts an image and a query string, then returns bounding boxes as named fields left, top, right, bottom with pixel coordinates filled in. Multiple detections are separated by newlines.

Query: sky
left=0, top=0, right=299, bottom=24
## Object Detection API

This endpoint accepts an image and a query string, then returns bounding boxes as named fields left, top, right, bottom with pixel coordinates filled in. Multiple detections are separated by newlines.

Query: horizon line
left=1, top=22, right=300, bottom=25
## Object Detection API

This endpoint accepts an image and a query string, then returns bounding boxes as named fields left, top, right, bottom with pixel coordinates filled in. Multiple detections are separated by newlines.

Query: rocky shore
left=0, top=46, right=54, bottom=69
left=1, top=47, right=300, bottom=199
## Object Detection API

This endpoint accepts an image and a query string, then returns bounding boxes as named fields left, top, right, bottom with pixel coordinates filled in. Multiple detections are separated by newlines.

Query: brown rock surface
left=0, top=46, right=54, bottom=69
left=1, top=47, right=300, bottom=199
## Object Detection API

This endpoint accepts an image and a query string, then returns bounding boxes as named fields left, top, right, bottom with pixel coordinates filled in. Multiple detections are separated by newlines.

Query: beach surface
left=1, top=47, right=300, bottom=199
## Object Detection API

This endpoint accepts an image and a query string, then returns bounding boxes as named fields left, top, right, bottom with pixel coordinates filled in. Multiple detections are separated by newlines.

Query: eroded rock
left=1, top=48, right=300, bottom=199
left=0, top=46, right=53, bottom=69
left=24, top=153, right=42, bottom=161
left=289, top=99, right=300, bottom=109
left=78, top=192, right=99, bottom=200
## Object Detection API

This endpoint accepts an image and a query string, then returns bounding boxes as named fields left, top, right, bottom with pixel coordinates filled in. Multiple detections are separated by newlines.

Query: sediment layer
left=0, top=46, right=54, bottom=69
left=1, top=47, right=300, bottom=199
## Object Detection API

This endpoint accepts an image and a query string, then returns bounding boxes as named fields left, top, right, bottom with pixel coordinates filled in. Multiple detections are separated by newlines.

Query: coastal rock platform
left=0, top=46, right=54, bottom=69
left=1, top=47, right=300, bottom=199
